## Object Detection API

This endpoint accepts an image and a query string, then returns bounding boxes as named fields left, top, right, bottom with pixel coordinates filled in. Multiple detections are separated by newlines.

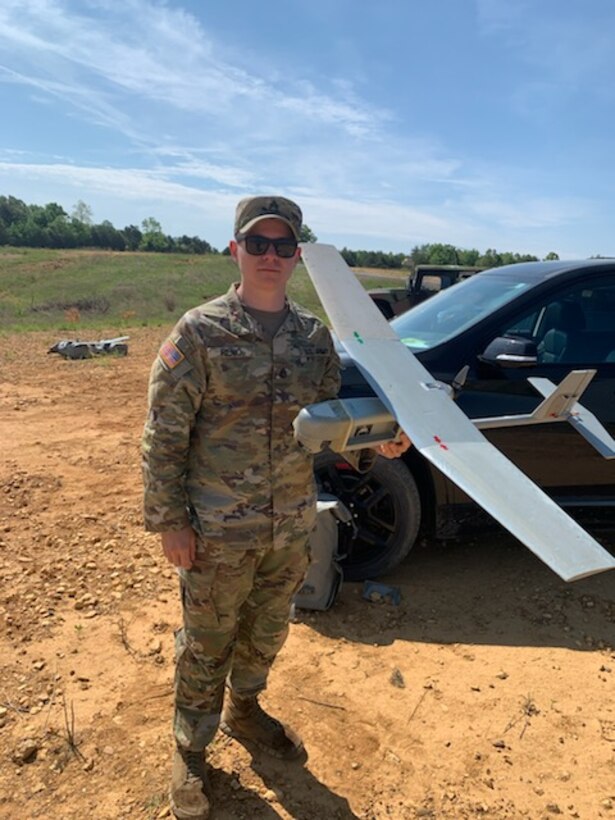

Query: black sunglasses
left=238, top=234, right=298, bottom=259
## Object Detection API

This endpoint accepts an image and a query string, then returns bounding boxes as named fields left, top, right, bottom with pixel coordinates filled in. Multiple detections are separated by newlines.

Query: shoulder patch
left=159, top=338, right=185, bottom=370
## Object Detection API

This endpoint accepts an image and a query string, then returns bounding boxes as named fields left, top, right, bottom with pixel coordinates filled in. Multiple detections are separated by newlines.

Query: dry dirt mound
left=1, top=329, right=614, bottom=819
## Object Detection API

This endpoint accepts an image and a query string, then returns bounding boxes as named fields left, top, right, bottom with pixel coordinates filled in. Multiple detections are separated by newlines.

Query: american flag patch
left=159, top=339, right=185, bottom=369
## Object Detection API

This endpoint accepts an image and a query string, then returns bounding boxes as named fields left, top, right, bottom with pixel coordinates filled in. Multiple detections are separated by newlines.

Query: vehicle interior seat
left=537, top=301, right=586, bottom=363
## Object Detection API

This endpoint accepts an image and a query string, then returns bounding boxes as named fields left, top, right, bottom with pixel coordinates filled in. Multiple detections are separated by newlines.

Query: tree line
left=339, top=242, right=560, bottom=270
left=0, top=195, right=560, bottom=266
left=0, top=196, right=217, bottom=254
left=404, top=242, right=559, bottom=269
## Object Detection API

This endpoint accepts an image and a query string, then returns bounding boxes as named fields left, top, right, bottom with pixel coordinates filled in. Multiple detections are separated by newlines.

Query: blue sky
left=1, top=0, right=614, bottom=257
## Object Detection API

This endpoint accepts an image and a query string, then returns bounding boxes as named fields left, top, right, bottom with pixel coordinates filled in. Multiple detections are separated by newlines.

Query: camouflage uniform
left=142, top=283, right=340, bottom=750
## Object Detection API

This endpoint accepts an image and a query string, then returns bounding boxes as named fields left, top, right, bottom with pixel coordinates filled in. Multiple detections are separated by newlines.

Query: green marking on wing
left=353, top=331, right=364, bottom=344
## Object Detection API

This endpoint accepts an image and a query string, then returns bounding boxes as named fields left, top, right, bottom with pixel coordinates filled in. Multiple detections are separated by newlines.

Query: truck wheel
left=314, top=451, right=421, bottom=581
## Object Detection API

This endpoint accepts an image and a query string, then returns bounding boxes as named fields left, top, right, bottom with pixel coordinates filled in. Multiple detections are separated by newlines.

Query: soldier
left=142, top=195, right=409, bottom=820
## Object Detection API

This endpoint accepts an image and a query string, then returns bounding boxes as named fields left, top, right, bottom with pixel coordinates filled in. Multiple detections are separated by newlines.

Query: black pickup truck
left=368, top=264, right=484, bottom=318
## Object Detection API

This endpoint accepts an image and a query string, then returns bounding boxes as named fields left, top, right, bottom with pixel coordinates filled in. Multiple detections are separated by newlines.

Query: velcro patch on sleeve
left=159, top=338, right=185, bottom=370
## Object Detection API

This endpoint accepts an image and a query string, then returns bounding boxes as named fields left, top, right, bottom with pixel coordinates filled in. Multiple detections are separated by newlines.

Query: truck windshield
left=390, top=270, right=534, bottom=350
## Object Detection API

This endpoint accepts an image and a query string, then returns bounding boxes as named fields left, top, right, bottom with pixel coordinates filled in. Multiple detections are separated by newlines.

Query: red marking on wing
left=434, top=435, right=449, bottom=451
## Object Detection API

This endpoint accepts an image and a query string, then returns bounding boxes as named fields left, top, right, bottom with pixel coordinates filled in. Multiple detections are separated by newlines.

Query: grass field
left=0, top=246, right=404, bottom=332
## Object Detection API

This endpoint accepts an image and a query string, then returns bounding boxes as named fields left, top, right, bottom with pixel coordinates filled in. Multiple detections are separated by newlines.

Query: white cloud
left=0, top=159, right=471, bottom=249
left=462, top=194, right=590, bottom=230
left=0, top=0, right=612, bottom=259
left=0, top=160, right=227, bottom=204
left=0, top=0, right=473, bottom=202
left=0, top=0, right=385, bottom=137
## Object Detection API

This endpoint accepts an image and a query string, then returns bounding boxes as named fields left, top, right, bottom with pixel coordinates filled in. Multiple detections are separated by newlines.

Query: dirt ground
left=1, top=327, right=614, bottom=820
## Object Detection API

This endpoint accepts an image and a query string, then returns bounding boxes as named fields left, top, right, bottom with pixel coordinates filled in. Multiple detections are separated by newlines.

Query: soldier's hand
left=161, top=527, right=197, bottom=569
left=378, top=431, right=412, bottom=459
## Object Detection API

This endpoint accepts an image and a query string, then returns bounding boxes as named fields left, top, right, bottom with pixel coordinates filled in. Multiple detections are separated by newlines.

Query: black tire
left=314, top=451, right=421, bottom=581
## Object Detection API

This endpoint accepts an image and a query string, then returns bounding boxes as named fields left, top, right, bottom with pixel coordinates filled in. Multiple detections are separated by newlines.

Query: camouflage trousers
left=173, top=536, right=310, bottom=750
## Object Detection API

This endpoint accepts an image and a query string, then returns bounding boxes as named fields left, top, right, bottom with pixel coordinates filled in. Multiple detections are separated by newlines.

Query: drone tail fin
left=529, top=370, right=615, bottom=458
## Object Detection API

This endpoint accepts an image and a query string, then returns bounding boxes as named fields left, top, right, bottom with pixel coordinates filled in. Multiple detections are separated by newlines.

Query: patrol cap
left=234, top=196, right=302, bottom=240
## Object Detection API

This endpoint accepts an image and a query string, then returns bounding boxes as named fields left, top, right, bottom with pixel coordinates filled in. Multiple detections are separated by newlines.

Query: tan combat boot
left=220, top=692, right=304, bottom=760
left=169, top=745, right=211, bottom=820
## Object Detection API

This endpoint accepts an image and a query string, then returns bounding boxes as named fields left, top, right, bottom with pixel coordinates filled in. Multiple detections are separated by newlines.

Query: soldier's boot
left=220, top=692, right=304, bottom=760
left=169, top=745, right=212, bottom=820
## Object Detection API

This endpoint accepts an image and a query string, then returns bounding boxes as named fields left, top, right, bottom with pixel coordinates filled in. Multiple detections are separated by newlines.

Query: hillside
left=0, top=247, right=403, bottom=332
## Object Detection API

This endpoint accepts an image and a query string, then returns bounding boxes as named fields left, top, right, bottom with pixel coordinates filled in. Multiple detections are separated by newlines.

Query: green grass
left=0, top=246, right=403, bottom=332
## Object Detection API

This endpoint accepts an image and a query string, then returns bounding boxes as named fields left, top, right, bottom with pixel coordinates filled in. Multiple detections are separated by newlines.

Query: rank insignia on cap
left=159, top=338, right=185, bottom=369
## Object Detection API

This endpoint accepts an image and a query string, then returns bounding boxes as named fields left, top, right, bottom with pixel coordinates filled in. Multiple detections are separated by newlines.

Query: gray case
left=294, top=494, right=351, bottom=611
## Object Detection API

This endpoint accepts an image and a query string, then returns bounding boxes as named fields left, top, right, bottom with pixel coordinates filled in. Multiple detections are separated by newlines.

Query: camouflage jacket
left=142, top=284, right=341, bottom=549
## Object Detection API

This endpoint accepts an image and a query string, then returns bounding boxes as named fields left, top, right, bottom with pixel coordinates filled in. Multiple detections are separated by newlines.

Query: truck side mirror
left=479, top=336, right=538, bottom=367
